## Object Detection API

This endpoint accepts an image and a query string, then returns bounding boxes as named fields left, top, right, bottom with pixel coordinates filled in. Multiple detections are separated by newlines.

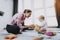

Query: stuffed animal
left=34, top=24, right=40, bottom=31
left=46, top=32, right=56, bottom=36
left=33, top=37, right=42, bottom=40
left=5, top=34, right=17, bottom=39
left=29, top=24, right=40, bottom=31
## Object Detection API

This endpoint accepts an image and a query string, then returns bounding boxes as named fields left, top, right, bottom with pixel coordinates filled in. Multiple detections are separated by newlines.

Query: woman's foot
left=18, top=32, right=22, bottom=34
left=14, top=32, right=22, bottom=35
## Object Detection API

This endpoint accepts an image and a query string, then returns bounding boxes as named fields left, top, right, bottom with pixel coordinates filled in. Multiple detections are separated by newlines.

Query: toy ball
left=33, top=37, right=42, bottom=40
left=46, top=32, right=56, bottom=36
left=5, top=34, right=17, bottom=39
left=46, top=32, right=53, bottom=36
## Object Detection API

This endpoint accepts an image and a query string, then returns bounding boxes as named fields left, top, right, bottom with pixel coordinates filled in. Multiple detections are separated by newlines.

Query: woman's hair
left=23, top=9, right=32, bottom=13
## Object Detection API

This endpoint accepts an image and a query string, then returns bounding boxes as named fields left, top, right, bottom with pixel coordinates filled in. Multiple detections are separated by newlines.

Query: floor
left=0, top=28, right=60, bottom=40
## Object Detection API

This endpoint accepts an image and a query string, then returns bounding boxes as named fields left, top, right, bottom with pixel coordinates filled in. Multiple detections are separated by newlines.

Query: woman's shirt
left=9, top=13, right=26, bottom=27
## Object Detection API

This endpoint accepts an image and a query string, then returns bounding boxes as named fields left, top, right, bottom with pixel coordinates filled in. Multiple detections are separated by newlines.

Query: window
left=45, top=0, right=55, bottom=7
left=24, top=0, right=32, bottom=9
left=18, top=0, right=23, bottom=13
left=45, top=7, right=56, bottom=17
left=34, top=0, right=43, bottom=9
left=18, top=0, right=58, bottom=27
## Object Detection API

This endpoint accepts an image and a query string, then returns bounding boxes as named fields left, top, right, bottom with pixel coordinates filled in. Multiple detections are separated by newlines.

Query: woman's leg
left=6, top=24, right=21, bottom=34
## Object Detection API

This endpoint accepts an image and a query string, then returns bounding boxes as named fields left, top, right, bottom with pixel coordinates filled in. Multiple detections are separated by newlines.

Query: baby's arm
left=41, top=21, right=47, bottom=29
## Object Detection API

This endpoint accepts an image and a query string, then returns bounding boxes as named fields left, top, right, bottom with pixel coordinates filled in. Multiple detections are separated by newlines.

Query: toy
left=34, top=24, right=40, bottom=32
left=46, top=32, right=56, bottom=36
left=5, top=34, right=17, bottom=39
left=30, top=24, right=40, bottom=31
left=33, top=37, right=42, bottom=40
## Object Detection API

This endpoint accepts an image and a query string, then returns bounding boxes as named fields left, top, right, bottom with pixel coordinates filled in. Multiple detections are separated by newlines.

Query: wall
left=18, top=0, right=58, bottom=27
left=0, top=0, right=13, bottom=29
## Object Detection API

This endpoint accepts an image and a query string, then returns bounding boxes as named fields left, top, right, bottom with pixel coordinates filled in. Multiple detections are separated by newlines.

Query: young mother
left=6, top=9, right=32, bottom=34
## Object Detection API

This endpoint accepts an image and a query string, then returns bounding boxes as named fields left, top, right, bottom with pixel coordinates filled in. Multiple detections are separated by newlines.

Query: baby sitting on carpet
left=30, top=15, right=47, bottom=34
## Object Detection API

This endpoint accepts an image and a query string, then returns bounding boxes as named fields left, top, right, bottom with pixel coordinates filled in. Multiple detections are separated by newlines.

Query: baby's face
left=39, top=18, right=44, bottom=22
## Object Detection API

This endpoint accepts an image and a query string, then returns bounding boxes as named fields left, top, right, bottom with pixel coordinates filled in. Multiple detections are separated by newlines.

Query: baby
left=30, top=15, right=47, bottom=34
left=38, top=15, right=47, bottom=34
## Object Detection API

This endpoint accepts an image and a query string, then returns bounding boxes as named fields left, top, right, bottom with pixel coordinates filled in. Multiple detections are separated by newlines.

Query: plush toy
left=5, top=34, right=17, bottom=39
left=46, top=32, right=56, bottom=36
left=30, top=24, right=40, bottom=31
left=33, top=37, right=42, bottom=40
left=30, top=24, right=35, bottom=29
left=34, top=24, right=40, bottom=32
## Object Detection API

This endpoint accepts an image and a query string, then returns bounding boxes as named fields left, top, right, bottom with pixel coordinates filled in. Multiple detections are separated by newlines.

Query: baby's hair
left=39, top=15, right=45, bottom=20
left=23, top=9, right=32, bottom=13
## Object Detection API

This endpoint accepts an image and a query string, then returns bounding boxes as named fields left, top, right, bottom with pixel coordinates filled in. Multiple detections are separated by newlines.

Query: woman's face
left=25, top=12, right=31, bottom=18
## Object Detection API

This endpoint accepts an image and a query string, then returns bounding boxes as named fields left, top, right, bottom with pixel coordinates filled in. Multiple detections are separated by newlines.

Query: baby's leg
left=39, top=27, right=46, bottom=34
